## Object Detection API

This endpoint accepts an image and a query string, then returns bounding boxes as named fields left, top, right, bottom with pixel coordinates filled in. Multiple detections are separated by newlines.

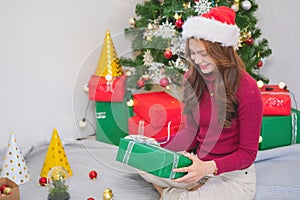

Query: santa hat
left=182, top=6, right=240, bottom=48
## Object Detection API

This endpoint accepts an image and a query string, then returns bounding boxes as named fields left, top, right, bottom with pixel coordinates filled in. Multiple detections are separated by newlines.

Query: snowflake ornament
left=148, top=63, right=165, bottom=83
left=153, top=20, right=176, bottom=39
left=170, top=36, right=186, bottom=57
left=143, top=50, right=154, bottom=66
left=194, top=0, right=212, bottom=15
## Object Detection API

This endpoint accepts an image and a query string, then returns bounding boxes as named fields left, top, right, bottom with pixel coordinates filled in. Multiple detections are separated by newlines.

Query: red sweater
left=165, top=70, right=263, bottom=174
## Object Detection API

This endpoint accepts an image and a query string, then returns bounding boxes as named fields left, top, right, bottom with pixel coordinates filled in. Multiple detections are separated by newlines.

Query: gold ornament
left=238, top=29, right=252, bottom=47
left=183, top=2, right=191, bottom=9
left=4, top=187, right=12, bottom=195
left=94, top=30, right=123, bottom=77
left=103, top=188, right=113, bottom=200
left=174, top=13, right=179, bottom=20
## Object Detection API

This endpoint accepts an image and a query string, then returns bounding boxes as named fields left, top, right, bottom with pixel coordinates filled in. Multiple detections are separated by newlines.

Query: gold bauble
left=103, top=188, right=113, bottom=200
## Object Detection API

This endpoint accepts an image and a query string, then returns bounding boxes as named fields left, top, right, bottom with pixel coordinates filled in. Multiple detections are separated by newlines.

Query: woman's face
left=188, top=39, right=217, bottom=74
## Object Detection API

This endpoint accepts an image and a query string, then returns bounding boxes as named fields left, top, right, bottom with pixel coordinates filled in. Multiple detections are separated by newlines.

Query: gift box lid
left=116, top=137, right=192, bottom=179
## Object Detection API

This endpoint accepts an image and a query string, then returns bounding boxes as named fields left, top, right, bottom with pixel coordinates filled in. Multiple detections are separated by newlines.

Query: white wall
left=0, top=0, right=141, bottom=150
left=0, top=0, right=299, bottom=150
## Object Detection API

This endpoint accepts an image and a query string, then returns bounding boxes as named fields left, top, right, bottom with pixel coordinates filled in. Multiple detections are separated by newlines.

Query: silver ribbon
left=123, top=140, right=135, bottom=165
left=106, top=79, right=115, bottom=92
left=291, top=111, right=298, bottom=144
left=170, top=154, right=179, bottom=179
left=123, top=135, right=181, bottom=179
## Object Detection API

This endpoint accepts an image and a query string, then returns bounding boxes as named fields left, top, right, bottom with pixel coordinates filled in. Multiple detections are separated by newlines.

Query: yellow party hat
left=0, top=132, right=31, bottom=185
left=40, top=128, right=72, bottom=178
left=94, top=30, right=124, bottom=78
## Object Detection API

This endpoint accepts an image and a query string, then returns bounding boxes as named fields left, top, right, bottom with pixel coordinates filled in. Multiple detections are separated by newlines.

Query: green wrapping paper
left=116, top=138, right=192, bottom=179
left=259, top=108, right=300, bottom=150
left=95, top=91, right=133, bottom=146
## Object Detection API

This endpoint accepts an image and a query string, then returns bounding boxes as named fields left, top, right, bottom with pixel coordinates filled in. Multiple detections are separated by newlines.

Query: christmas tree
left=120, top=0, right=272, bottom=90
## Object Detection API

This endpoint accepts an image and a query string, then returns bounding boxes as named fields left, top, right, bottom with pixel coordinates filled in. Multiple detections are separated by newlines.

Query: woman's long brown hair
left=183, top=38, right=245, bottom=128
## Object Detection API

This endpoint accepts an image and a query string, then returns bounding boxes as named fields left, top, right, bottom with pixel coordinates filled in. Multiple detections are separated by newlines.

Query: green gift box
left=116, top=137, right=192, bottom=179
left=291, top=108, right=300, bottom=144
left=95, top=91, right=133, bottom=146
left=259, top=108, right=300, bottom=150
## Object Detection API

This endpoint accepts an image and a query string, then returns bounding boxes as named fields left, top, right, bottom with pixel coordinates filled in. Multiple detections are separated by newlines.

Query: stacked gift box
left=259, top=84, right=299, bottom=150
left=128, top=91, right=185, bottom=146
left=88, top=31, right=133, bottom=146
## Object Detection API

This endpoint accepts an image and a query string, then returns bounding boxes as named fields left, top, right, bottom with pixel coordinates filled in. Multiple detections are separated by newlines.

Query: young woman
left=141, top=6, right=263, bottom=200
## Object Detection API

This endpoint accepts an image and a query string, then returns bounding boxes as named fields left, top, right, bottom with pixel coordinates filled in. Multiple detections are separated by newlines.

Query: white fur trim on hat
left=182, top=16, right=240, bottom=48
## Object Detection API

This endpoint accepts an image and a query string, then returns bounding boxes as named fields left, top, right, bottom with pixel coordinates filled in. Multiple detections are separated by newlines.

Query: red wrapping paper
left=133, top=92, right=184, bottom=127
left=88, top=74, right=126, bottom=102
left=128, top=115, right=185, bottom=144
left=260, top=85, right=291, bottom=116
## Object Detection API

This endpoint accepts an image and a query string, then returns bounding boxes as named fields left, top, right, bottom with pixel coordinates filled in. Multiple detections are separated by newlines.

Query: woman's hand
left=172, top=152, right=217, bottom=183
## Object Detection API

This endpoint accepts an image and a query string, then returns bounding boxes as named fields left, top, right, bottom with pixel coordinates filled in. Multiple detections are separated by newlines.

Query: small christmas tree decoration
left=47, top=166, right=70, bottom=200
left=40, top=128, right=73, bottom=178
left=159, top=77, right=170, bottom=87
left=88, top=170, right=98, bottom=180
left=257, top=60, right=263, bottom=67
left=175, top=18, right=184, bottom=29
left=137, top=79, right=145, bottom=88
left=103, top=188, right=113, bottom=200
left=39, top=177, right=48, bottom=186
left=87, top=198, right=94, bottom=200
left=245, top=37, right=254, bottom=45
left=0, top=132, right=31, bottom=185
left=94, top=30, right=123, bottom=78
left=241, top=0, right=252, bottom=10
left=231, top=2, right=239, bottom=12
left=163, top=49, right=173, bottom=59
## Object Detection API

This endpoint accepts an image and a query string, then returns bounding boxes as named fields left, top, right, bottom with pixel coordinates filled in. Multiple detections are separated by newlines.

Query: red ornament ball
left=245, top=37, right=254, bottom=45
left=89, top=170, right=98, bottom=180
left=137, top=79, right=145, bottom=88
left=160, top=77, right=170, bottom=87
left=87, top=198, right=95, bottom=200
left=0, top=184, right=8, bottom=193
left=257, top=60, right=263, bottom=67
left=175, top=18, right=184, bottom=28
left=164, top=49, right=173, bottom=59
left=39, top=177, right=48, bottom=186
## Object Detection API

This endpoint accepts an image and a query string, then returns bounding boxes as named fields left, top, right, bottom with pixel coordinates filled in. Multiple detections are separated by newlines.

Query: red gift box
left=128, top=115, right=185, bottom=144
left=133, top=92, right=184, bottom=128
left=88, top=74, right=126, bottom=102
left=260, top=85, right=291, bottom=116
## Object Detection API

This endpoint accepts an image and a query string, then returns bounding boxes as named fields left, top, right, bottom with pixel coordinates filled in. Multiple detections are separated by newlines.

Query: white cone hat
left=0, top=132, right=30, bottom=185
